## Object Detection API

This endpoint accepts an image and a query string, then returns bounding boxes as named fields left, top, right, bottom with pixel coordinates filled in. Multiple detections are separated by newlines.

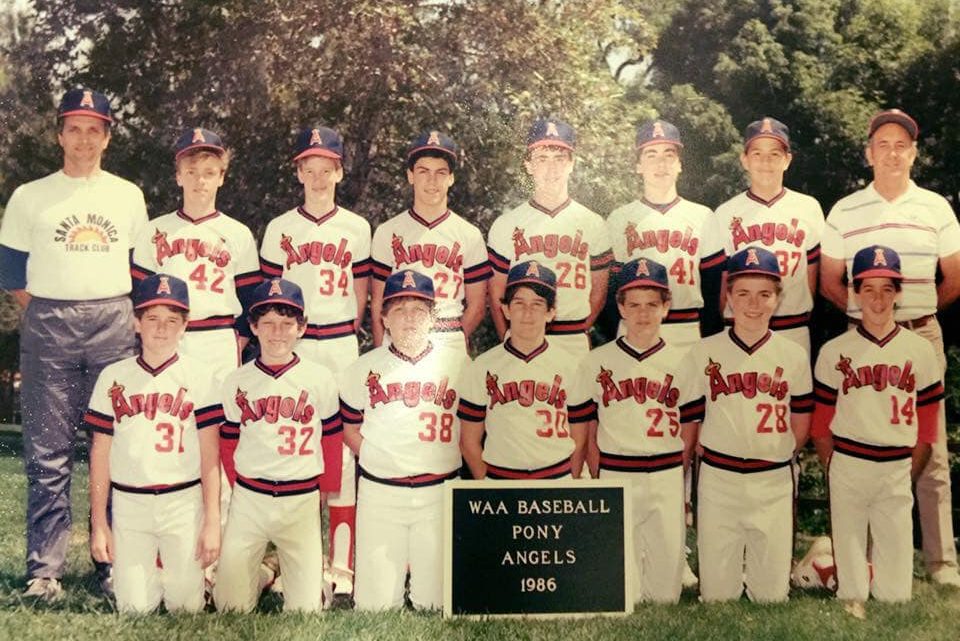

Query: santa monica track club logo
left=53, top=213, right=119, bottom=252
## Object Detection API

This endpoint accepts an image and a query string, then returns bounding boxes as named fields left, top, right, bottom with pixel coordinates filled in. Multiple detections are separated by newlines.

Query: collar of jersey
left=504, top=338, right=549, bottom=362
left=255, top=353, right=300, bottom=378
left=616, top=336, right=666, bottom=361
left=728, top=327, right=772, bottom=355
left=868, top=180, right=918, bottom=205
left=745, top=189, right=787, bottom=208
left=528, top=198, right=572, bottom=218
left=177, top=208, right=220, bottom=224
left=856, top=324, right=900, bottom=347
left=297, top=205, right=338, bottom=225
left=408, top=208, right=450, bottom=229
left=136, top=353, right=179, bottom=377
left=640, top=196, right=681, bottom=214
left=389, top=342, right=433, bottom=364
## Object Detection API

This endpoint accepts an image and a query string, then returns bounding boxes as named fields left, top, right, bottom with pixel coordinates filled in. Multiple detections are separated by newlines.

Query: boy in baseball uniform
left=259, top=126, right=371, bottom=601
left=487, top=118, right=613, bottom=359
left=459, top=261, right=587, bottom=480
left=568, top=257, right=701, bottom=602
left=369, top=130, right=490, bottom=353
left=813, top=245, right=942, bottom=610
left=214, top=279, right=342, bottom=613
left=86, top=274, right=223, bottom=613
left=341, top=269, right=467, bottom=610
left=682, top=246, right=813, bottom=602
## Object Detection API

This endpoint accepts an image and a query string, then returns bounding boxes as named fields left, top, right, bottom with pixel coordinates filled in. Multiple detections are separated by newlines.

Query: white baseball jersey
left=813, top=326, right=942, bottom=447
left=488, top=199, right=612, bottom=333
left=0, top=170, right=147, bottom=299
left=457, top=340, right=580, bottom=473
left=713, top=189, right=823, bottom=330
left=370, top=209, right=490, bottom=326
left=132, top=210, right=261, bottom=327
left=681, top=329, right=813, bottom=463
left=340, top=343, right=466, bottom=479
left=220, top=354, right=341, bottom=484
left=260, top=205, right=371, bottom=340
left=822, top=181, right=960, bottom=320
left=83, top=353, right=223, bottom=488
left=568, top=337, right=702, bottom=461
left=607, top=198, right=725, bottom=325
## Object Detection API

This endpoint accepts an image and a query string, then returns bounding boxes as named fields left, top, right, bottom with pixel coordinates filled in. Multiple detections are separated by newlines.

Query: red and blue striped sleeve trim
left=84, top=409, right=114, bottom=435
left=813, top=380, right=838, bottom=406
left=130, top=262, right=155, bottom=282
left=487, top=247, right=511, bottom=274
left=352, top=258, right=372, bottom=278
left=220, top=420, right=241, bottom=440
left=463, top=261, right=492, bottom=284
left=371, top=259, right=393, bottom=281
left=679, top=397, right=705, bottom=423
left=321, top=413, right=343, bottom=436
left=699, top=250, right=727, bottom=271
left=457, top=398, right=487, bottom=422
left=260, top=257, right=283, bottom=278
left=567, top=400, right=598, bottom=424
left=234, top=269, right=263, bottom=288
left=340, top=399, right=364, bottom=423
left=917, top=381, right=945, bottom=407
left=590, top=250, right=613, bottom=271
left=194, top=404, right=225, bottom=430
left=806, top=243, right=821, bottom=265
left=791, top=392, right=815, bottom=414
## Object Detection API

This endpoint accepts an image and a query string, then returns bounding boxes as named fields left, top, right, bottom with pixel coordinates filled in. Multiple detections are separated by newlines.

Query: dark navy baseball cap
left=636, top=120, right=683, bottom=150
left=852, top=245, right=903, bottom=281
left=383, top=269, right=436, bottom=303
left=58, top=88, right=112, bottom=123
left=249, top=278, right=305, bottom=312
left=407, top=130, right=459, bottom=165
left=134, top=274, right=190, bottom=311
left=506, top=260, right=557, bottom=292
left=527, top=118, right=576, bottom=152
left=868, top=109, right=918, bottom=141
left=174, top=127, right=226, bottom=159
left=727, top=246, right=781, bottom=281
left=617, top=258, right=670, bottom=293
left=293, top=126, right=344, bottom=162
left=744, top=117, right=790, bottom=151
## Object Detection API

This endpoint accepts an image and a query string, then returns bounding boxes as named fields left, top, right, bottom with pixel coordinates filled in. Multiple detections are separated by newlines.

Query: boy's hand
left=195, top=519, right=221, bottom=568
left=90, top=523, right=114, bottom=564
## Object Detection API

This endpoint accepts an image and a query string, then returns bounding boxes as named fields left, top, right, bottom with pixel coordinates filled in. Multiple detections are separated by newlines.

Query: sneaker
left=842, top=600, right=867, bottom=620
left=96, top=568, right=114, bottom=598
left=682, top=559, right=699, bottom=588
left=930, top=567, right=960, bottom=588
left=23, top=577, right=64, bottom=602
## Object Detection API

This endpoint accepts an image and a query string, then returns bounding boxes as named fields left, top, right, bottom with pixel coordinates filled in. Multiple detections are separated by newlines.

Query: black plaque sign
left=443, top=479, right=632, bottom=618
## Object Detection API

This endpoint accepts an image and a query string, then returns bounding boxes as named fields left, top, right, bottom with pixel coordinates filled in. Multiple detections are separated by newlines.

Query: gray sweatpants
left=21, top=295, right=135, bottom=579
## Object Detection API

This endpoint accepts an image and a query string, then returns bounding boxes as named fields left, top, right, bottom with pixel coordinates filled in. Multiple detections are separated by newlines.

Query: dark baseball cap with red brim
left=852, top=245, right=903, bottom=281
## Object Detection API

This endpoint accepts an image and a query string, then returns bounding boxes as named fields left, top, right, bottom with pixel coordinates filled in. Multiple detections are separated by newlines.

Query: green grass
left=0, top=433, right=957, bottom=641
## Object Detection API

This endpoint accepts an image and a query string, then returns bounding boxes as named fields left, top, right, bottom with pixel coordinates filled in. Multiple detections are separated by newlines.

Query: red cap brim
left=853, top=268, right=902, bottom=281
left=527, top=140, right=574, bottom=152
left=59, top=110, right=112, bottom=123
left=292, top=148, right=342, bottom=162
left=135, top=298, right=189, bottom=311
left=618, top=279, right=669, bottom=293
left=250, top=298, right=304, bottom=312
left=175, top=143, right=226, bottom=159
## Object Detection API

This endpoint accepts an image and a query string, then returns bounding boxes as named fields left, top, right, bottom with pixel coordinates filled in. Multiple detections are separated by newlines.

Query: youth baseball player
left=86, top=274, right=223, bottom=613
left=214, top=278, right=343, bottom=613
left=340, top=269, right=467, bottom=610
left=487, top=118, right=613, bottom=359
left=459, top=261, right=587, bottom=480
left=369, top=130, right=490, bottom=353
left=812, top=245, right=943, bottom=608
left=131, top=127, right=262, bottom=382
left=606, top=120, right=726, bottom=350
left=259, top=126, right=371, bottom=601
left=820, top=109, right=960, bottom=587
left=713, top=117, right=824, bottom=354
left=0, top=88, right=148, bottom=600
left=682, top=246, right=813, bottom=602
left=568, top=257, right=701, bottom=603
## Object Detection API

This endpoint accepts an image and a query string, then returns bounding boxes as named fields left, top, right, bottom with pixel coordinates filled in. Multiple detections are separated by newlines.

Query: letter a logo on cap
left=637, top=259, right=650, bottom=276
left=157, top=276, right=172, bottom=295
left=652, top=122, right=665, bottom=138
left=526, top=262, right=541, bottom=278
left=402, top=271, right=417, bottom=289
left=80, top=90, right=94, bottom=108
left=268, top=279, right=284, bottom=296
left=746, top=248, right=760, bottom=266
left=310, top=129, right=322, bottom=146
left=761, top=118, right=774, bottom=133
left=427, top=131, right=441, bottom=146
left=192, top=128, right=206, bottom=143
left=873, top=247, right=887, bottom=266
left=546, top=122, right=560, bottom=138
